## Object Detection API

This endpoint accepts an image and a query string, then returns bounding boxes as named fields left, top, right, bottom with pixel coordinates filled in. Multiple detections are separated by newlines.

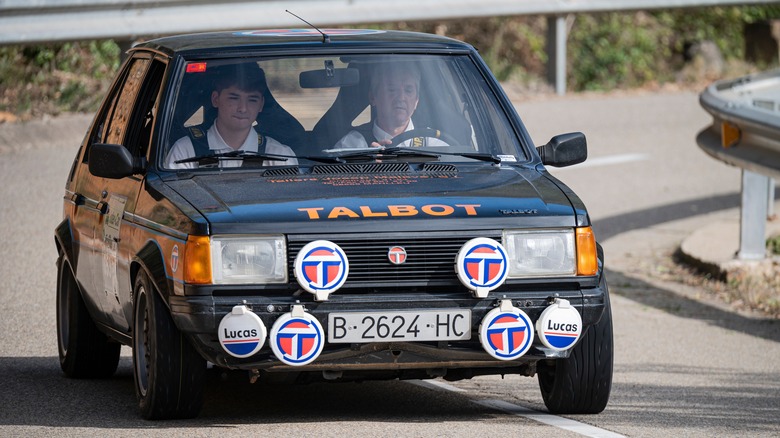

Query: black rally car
left=55, top=29, right=613, bottom=419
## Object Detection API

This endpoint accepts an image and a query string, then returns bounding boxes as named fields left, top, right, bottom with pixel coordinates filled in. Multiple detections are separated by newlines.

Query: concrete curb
left=677, top=215, right=780, bottom=280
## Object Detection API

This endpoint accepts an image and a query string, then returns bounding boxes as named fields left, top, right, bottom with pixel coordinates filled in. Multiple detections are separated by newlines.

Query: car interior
left=169, top=63, right=307, bottom=153
left=165, top=55, right=518, bottom=168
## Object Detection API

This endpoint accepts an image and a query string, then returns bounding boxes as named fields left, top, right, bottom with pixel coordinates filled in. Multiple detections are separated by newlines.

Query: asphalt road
left=1, top=90, right=778, bottom=437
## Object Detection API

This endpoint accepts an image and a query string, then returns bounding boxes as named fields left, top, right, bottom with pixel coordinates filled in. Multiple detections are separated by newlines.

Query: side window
left=83, top=55, right=168, bottom=164
left=125, top=59, right=166, bottom=158
left=105, top=58, right=150, bottom=146
left=83, top=74, right=123, bottom=163
left=83, top=56, right=149, bottom=163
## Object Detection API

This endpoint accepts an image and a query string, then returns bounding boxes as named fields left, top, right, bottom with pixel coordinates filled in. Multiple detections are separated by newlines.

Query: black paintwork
left=56, top=29, right=604, bottom=379
left=134, top=29, right=470, bottom=56
left=159, top=164, right=579, bottom=234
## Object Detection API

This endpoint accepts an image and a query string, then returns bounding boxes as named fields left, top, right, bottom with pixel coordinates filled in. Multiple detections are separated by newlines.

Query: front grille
left=287, top=231, right=501, bottom=287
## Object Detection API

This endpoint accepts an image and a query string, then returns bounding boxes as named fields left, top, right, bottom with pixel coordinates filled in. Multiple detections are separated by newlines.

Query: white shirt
left=333, top=120, right=448, bottom=149
left=165, top=124, right=297, bottom=169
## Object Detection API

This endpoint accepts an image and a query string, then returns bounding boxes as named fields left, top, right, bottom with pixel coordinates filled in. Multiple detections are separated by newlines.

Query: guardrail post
left=739, top=169, right=770, bottom=260
left=117, top=40, right=133, bottom=63
left=546, top=15, right=568, bottom=96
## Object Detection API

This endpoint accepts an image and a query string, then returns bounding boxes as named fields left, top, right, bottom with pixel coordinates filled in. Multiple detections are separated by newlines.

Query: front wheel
left=132, top=271, right=205, bottom=420
left=56, top=254, right=120, bottom=378
left=537, top=281, right=614, bottom=414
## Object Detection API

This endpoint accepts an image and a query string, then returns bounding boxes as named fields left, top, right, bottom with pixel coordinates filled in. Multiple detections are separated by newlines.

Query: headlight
left=210, top=235, right=287, bottom=284
left=503, top=229, right=576, bottom=277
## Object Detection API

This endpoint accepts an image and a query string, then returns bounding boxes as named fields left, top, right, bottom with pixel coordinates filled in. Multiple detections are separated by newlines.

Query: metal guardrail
left=1, top=0, right=775, bottom=95
left=1, top=0, right=776, bottom=45
left=697, top=70, right=780, bottom=260
left=698, top=71, right=780, bottom=178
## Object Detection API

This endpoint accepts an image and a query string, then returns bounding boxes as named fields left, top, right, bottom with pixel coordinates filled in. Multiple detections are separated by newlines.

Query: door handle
left=70, top=192, right=85, bottom=205
left=96, top=201, right=109, bottom=215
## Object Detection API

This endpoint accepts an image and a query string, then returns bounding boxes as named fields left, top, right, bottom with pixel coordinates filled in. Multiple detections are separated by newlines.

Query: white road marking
left=555, top=153, right=649, bottom=170
left=475, top=399, right=626, bottom=438
left=411, top=379, right=467, bottom=392
left=410, top=380, right=625, bottom=438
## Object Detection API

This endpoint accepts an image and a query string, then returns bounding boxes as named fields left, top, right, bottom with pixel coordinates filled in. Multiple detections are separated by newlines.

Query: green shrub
left=382, top=5, right=780, bottom=92
left=568, top=12, right=674, bottom=90
left=0, top=40, right=120, bottom=117
left=2, top=5, right=780, bottom=118
left=768, top=235, right=780, bottom=255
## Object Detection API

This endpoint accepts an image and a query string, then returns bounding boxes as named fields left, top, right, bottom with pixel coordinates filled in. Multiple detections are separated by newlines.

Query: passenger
left=333, top=64, right=448, bottom=149
left=166, top=64, right=297, bottom=168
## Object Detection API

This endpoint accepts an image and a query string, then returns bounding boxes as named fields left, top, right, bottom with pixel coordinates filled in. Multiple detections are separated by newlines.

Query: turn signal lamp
left=576, top=227, right=598, bottom=276
left=185, top=235, right=212, bottom=284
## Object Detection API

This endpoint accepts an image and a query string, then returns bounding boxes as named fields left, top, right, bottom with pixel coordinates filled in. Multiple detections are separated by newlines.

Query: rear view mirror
left=300, top=67, right=359, bottom=88
left=536, top=132, right=587, bottom=167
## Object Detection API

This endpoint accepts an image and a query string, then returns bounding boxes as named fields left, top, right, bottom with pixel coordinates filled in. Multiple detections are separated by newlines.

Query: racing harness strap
left=354, top=122, right=427, bottom=147
left=187, top=125, right=267, bottom=157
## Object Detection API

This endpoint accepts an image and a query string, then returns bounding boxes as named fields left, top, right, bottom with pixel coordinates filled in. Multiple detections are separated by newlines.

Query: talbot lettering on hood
left=298, top=204, right=481, bottom=220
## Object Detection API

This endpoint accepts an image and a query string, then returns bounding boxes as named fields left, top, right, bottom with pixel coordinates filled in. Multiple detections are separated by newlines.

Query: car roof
left=133, top=29, right=473, bottom=57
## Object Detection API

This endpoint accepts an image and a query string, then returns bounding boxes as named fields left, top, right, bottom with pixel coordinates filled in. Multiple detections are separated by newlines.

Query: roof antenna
left=286, top=10, right=330, bottom=43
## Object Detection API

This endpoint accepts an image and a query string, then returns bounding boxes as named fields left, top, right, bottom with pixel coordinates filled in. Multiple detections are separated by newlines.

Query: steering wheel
left=388, top=127, right=458, bottom=148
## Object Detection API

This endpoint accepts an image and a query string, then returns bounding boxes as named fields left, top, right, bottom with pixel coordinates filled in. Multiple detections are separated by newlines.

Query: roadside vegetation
left=0, top=40, right=119, bottom=121
left=724, top=260, right=780, bottom=318
left=1, top=5, right=779, bottom=120
left=666, top=248, right=780, bottom=319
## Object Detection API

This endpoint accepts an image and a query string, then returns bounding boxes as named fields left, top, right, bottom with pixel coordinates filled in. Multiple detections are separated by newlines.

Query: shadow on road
left=0, top=356, right=490, bottom=427
left=603, top=364, right=779, bottom=436
left=607, top=268, right=780, bottom=344
left=2, top=354, right=777, bottom=436
left=595, top=192, right=743, bottom=242
left=595, top=191, right=780, bottom=342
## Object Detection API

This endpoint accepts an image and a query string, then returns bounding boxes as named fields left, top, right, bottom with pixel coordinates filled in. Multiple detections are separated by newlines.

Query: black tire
left=132, top=271, right=205, bottom=420
left=56, top=255, right=120, bottom=378
left=537, top=281, right=613, bottom=414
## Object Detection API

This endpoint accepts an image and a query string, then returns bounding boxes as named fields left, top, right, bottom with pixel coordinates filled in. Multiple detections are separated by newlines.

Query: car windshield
left=162, top=53, right=527, bottom=170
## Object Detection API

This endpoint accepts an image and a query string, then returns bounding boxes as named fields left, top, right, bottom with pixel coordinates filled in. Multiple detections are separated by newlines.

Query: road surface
left=0, top=90, right=777, bottom=437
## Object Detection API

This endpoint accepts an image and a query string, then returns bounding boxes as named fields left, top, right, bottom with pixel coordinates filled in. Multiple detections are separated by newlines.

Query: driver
left=166, top=63, right=297, bottom=169
left=333, top=64, right=449, bottom=149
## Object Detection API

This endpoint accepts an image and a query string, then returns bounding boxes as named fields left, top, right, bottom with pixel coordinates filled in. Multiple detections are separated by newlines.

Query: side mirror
left=536, top=132, right=587, bottom=168
left=89, top=143, right=145, bottom=179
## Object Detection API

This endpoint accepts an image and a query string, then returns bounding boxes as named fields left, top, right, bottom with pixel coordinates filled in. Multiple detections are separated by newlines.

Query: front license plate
left=328, top=310, right=471, bottom=343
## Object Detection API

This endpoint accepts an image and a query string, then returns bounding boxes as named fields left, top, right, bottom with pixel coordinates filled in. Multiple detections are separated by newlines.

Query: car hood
left=162, top=165, right=579, bottom=234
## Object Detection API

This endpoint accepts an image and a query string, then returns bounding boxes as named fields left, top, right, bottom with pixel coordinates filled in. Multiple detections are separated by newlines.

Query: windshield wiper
left=443, top=151, right=502, bottom=164
left=331, top=146, right=442, bottom=161
left=175, top=150, right=290, bottom=165
left=329, top=146, right=502, bottom=164
left=295, top=155, right=345, bottom=164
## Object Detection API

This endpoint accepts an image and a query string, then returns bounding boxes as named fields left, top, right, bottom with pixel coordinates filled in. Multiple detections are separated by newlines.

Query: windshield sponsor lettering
left=298, top=204, right=480, bottom=220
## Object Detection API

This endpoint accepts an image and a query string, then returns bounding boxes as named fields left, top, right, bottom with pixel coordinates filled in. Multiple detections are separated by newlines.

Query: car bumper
left=169, top=275, right=607, bottom=373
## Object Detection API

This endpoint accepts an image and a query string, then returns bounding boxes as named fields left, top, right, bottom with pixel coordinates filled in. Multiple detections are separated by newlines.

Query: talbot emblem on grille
left=388, top=246, right=407, bottom=265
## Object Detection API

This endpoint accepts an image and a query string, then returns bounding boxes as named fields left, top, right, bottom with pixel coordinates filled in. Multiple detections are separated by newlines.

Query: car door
left=71, top=52, right=166, bottom=332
